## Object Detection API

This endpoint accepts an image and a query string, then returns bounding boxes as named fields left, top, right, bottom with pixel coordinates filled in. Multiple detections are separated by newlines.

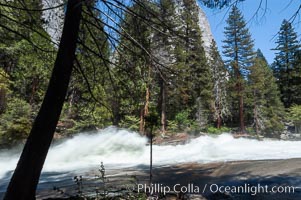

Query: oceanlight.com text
left=208, top=183, right=297, bottom=196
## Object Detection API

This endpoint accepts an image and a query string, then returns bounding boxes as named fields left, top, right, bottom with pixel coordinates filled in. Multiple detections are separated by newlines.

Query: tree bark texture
left=4, top=1, right=83, bottom=199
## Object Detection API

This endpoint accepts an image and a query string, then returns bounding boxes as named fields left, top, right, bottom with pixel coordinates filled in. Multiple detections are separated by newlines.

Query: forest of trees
left=1, top=0, right=301, bottom=149
left=1, top=0, right=301, bottom=199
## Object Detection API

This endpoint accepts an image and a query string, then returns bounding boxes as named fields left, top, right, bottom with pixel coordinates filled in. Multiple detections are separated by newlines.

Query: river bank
left=32, top=158, right=301, bottom=199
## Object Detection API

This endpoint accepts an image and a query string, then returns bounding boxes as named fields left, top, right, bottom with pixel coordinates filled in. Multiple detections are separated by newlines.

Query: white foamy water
left=1, top=126, right=301, bottom=179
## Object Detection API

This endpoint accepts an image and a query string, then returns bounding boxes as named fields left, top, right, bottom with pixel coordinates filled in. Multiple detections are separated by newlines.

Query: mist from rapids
left=1, top=126, right=301, bottom=179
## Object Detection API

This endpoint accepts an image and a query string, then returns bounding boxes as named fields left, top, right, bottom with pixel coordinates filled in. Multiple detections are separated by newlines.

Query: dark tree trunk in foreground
left=4, top=1, right=82, bottom=199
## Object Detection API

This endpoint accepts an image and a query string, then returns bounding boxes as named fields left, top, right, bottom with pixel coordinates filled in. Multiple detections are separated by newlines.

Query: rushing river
left=1, top=126, right=301, bottom=195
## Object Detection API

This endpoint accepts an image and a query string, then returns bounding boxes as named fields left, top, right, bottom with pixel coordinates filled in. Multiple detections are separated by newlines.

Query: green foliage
left=120, top=115, right=141, bottom=131
left=0, top=68, right=11, bottom=114
left=169, top=0, right=213, bottom=127
left=209, top=40, right=230, bottom=126
left=272, top=19, right=300, bottom=108
left=166, top=120, right=178, bottom=132
left=175, top=110, right=191, bottom=130
left=288, top=105, right=301, bottom=133
left=0, top=0, right=55, bottom=145
left=1, top=0, right=298, bottom=143
left=223, top=6, right=255, bottom=74
left=223, top=6, right=255, bottom=131
left=288, top=105, right=301, bottom=122
left=0, top=98, right=32, bottom=146
left=114, top=0, right=214, bottom=133
left=61, top=101, right=112, bottom=134
left=12, top=36, right=54, bottom=106
left=201, top=0, right=245, bottom=9
left=66, top=2, right=111, bottom=131
left=206, top=126, right=231, bottom=134
left=112, top=0, right=155, bottom=128
left=248, top=50, right=285, bottom=135
left=0, top=0, right=53, bottom=108
left=246, top=127, right=256, bottom=135
left=263, top=115, right=284, bottom=135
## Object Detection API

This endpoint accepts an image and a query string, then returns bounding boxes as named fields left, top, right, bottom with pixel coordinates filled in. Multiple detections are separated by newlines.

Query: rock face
left=41, top=0, right=65, bottom=44
left=197, top=5, right=214, bottom=57
left=41, top=0, right=215, bottom=55
left=175, top=0, right=215, bottom=57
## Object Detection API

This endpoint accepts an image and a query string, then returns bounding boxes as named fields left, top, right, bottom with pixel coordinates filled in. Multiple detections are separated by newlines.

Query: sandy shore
left=33, top=158, right=301, bottom=199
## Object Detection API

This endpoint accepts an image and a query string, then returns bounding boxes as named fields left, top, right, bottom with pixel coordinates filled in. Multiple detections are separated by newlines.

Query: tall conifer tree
left=222, top=6, right=255, bottom=132
left=272, top=19, right=300, bottom=108
left=180, top=0, right=213, bottom=126
left=248, top=50, right=284, bottom=135
left=209, top=40, right=229, bottom=128
left=113, top=0, right=154, bottom=132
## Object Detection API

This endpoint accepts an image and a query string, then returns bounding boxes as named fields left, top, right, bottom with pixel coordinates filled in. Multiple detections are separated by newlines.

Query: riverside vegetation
left=0, top=0, right=301, bottom=150
left=2, top=1, right=301, bottom=199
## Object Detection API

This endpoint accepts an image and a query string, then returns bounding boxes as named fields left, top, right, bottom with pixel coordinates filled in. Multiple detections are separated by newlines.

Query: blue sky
left=200, top=0, right=301, bottom=64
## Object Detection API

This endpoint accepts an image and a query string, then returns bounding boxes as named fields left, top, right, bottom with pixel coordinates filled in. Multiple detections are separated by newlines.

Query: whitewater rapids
left=0, top=126, right=301, bottom=179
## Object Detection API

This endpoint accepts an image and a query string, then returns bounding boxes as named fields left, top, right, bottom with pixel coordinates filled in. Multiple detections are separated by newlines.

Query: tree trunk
left=239, top=90, right=245, bottom=133
left=139, top=86, right=150, bottom=134
left=0, top=88, right=6, bottom=114
left=217, top=113, right=221, bottom=129
left=67, top=83, right=76, bottom=118
left=254, top=105, right=259, bottom=135
left=139, top=107, right=145, bottom=133
left=149, top=125, right=153, bottom=185
left=234, top=38, right=245, bottom=133
left=235, top=65, right=245, bottom=133
left=216, top=95, right=222, bottom=128
left=111, top=98, right=121, bottom=126
left=253, top=90, right=259, bottom=135
left=4, top=1, right=82, bottom=199
left=159, top=78, right=166, bottom=134
left=29, top=78, right=38, bottom=105
left=68, top=90, right=74, bottom=118
left=235, top=75, right=245, bottom=133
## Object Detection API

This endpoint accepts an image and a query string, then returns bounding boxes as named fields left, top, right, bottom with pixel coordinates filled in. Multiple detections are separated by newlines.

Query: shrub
left=120, top=115, right=140, bottom=131
left=0, top=98, right=32, bottom=146
left=175, top=110, right=192, bottom=130
left=206, top=126, right=231, bottom=134
left=288, top=104, right=301, bottom=133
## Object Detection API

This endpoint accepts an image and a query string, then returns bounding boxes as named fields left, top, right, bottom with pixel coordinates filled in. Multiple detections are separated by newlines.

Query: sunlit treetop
left=200, top=0, right=245, bottom=8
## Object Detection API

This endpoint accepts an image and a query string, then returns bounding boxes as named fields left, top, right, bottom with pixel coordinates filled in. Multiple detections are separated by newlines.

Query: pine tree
left=209, top=40, right=229, bottom=128
left=178, top=0, right=213, bottom=127
left=222, top=5, right=255, bottom=132
left=292, top=50, right=301, bottom=105
left=152, top=0, right=179, bottom=134
left=248, top=50, right=284, bottom=135
left=113, top=0, right=154, bottom=133
left=0, top=0, right=55, bottom=106
left=66, top=1, right=112, bottom=130
left=158, top=0, right=190, bottom=128
left=272, top=19, right=300, bottom=108
left=115, top=0, right=184, bottom=133
left=0, top=0, right=55, bottom=140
